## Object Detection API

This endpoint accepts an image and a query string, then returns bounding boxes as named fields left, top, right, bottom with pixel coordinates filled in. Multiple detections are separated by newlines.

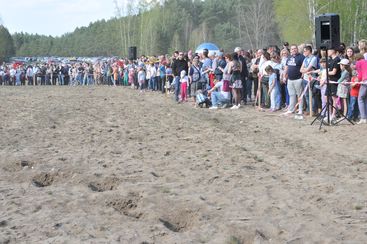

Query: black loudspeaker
left=315, top=13, right=340, bottom=49
left=128, top=46, right=137, bottom=60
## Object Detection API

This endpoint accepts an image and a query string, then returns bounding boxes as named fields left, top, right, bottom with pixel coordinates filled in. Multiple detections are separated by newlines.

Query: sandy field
left=0, top=86, right=366, bottom=244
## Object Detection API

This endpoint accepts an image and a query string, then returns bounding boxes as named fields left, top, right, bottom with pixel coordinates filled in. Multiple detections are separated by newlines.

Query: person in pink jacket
left=355, top=53, right=367, bottom=124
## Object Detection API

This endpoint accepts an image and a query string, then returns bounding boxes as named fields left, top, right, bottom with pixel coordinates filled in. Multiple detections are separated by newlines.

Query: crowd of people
left=1, top=39, right=367, bottom=125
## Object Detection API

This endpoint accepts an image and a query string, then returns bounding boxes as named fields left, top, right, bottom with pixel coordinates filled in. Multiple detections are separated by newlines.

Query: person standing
left=26, top=65, right=33, bottom=86
left=234, top=47, right=249, bottom=104
left=300, top=45, right=318, bottom=115
left=355, top=53, right=367, bottom=124
left=172, top=52, right=188, bottom=102
left=326, top=47, right=341, bottom=121
left=283, top=44, right=305, bottom=115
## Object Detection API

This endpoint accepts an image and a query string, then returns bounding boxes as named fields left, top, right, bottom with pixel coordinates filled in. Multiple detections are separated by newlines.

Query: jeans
left=242, top=78, right=252, bottom=102
left=149, top=77, right=157, bottom=90
left=261, top=83, right=269, bottom=107
left=59, top=74, right=64, bottom=85
left=348, top=96, right=359, bottom=120
left=303, top=79, right=310, bottom=112
left=211, top=91, right=229, bottom=107
left=174, top=76, right=180, bottom=101
left=270, top=88, right=281, bottom=110
left=358, top=84, right=367, bottom=119
left=76, top=73, right=83, bottom=85
left=83, top=74, right=90, bottom=85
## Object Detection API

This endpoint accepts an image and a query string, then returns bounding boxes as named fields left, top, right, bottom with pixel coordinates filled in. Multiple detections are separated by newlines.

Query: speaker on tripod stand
left=312, top=13, right=354, bottom=128
left=315, top=14, right=340, bottom=50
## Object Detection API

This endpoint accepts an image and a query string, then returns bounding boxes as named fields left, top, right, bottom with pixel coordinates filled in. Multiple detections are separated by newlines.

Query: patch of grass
left=162, top=188, right=170, bottom=194
left=354, top=205, right=364, bottom=210
left=227, top=236, right=242, bottom=244
left=254, top=155, right=264, bottom=163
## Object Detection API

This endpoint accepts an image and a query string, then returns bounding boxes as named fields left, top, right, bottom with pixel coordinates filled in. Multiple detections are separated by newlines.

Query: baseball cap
left=234, top=47, right=242, bottom=52
left=338, top=59, right=350, bottom=65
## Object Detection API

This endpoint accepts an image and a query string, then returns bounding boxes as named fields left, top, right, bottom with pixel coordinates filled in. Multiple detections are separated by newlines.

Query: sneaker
left=237, top=104, right=241, bottom=108
left=357, top=119, right=367, bottom=124
left=281, top=110, right=293, bottom=116
left=323, top=116, right=332, bottom=124
left=209, top=106, right=218, bottom=110
left=294, top=114, right=304, bottom=120
left=230, top=105, right=238, bottom=110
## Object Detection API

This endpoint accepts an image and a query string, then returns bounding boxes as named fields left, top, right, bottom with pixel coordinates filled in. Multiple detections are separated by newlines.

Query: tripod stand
left=311, top=48, right=354, bottom=129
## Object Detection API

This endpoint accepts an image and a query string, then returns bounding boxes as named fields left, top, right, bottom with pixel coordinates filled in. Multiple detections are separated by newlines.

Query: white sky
left=0, top=0, right=126, bottom=36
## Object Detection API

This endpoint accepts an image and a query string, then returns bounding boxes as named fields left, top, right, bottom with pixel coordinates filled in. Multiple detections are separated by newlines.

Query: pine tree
left=0, top=25, right=15, bottom=62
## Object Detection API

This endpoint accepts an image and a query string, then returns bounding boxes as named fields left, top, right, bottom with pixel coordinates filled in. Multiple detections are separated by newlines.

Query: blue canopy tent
left=195, top=42, right=220, bottom=56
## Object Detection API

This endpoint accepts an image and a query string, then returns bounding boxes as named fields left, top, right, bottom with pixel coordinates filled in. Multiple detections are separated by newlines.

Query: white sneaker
left=237, top=104, right=241, bottom=109
left=281, top=110, right=293, bottom=116
left=230, top=105, right=238, bottom=109
left=209, top=106, right=218, bottom=110
left=357, top=119, right=367, bottom=124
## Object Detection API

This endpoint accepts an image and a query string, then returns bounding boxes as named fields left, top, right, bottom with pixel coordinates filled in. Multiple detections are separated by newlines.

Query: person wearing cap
left=336, top=58, right=352, bottom=119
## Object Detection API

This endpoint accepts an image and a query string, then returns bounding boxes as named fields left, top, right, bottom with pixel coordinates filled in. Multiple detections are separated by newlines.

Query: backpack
left=196, top=92, right=206, bottom=104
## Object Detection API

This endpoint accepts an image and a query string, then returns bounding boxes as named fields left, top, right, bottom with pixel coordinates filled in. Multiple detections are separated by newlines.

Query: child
left=265, top=65, right=280, bottom=111
left=165, top=65, right=173, bottom=93
left=347, top=69, right=360, bottom=121
left=128, top=64, right=135, bottom=88
left=137, top=65, right=146, bottom=92
left=314, top=57, right=328, bottom=117
left=336, top=59, right=352, bottom=118
left=180, top=70, right=189, bottom=102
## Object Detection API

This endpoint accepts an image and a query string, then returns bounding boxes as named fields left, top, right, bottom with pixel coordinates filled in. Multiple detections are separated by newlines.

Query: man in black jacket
left=171, top=52, right=188, bottom=102
left=234, top=47, right=249, bottom=104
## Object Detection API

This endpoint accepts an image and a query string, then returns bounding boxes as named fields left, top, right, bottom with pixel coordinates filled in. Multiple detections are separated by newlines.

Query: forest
left=2, top=0, right=367, bottom=59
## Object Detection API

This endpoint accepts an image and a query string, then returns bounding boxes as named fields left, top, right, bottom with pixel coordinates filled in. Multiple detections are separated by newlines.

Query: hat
left=234, top=47, right=242, bottom=52
left=338, top=59, right=350, bottom=65
left=180, top=70, right=186, bottom=78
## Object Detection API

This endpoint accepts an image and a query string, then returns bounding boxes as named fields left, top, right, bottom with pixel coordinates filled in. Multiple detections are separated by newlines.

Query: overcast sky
left=0, top=0, right=121, bottom=36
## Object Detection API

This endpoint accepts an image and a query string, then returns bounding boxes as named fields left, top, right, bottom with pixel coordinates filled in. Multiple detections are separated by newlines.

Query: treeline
left=6, top=0, right=367, bottom=58
left=11, top=0, right=280, bottom=57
